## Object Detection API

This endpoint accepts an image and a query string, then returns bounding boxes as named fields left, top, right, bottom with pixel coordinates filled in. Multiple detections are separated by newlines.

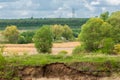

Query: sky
left=0, top=0, right=120, bottom=19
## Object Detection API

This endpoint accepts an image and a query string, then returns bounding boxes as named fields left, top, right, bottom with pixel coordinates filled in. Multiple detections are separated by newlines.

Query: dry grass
left=1, top=42, right=80, bottom=55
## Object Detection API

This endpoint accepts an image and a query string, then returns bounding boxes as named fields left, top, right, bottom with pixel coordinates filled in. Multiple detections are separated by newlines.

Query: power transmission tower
left=72, top=8, right=75, bottom=18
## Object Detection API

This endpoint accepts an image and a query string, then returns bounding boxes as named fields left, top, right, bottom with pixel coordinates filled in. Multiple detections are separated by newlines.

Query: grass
left=4, top=53, right=120, bottom=66
left=1, top=53, right=120, bottom=80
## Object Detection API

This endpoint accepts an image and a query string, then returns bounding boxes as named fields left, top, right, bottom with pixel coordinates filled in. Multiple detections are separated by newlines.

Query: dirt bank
left=1, top=62, right=120, bottom=80
left=17, top=63, right=98, bottom=80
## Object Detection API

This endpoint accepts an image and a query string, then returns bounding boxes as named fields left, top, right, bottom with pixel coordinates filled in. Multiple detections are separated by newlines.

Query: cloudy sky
left=0, top=0, right=120, bottom=19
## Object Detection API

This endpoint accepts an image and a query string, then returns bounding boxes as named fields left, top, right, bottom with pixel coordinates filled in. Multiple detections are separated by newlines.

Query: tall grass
left=0, top=45, right=6, bottom=69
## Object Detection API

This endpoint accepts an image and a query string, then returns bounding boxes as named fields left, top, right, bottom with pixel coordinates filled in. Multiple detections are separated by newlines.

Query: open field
left=1, top=42, right=80, bottom=55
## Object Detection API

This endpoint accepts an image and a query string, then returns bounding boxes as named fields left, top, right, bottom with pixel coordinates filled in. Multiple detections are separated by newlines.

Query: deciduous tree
left=34, top=26, right=53, bottom=53
left=3, top=25, right=19, bottom=43
left=79, top=18, right=114, bottom=53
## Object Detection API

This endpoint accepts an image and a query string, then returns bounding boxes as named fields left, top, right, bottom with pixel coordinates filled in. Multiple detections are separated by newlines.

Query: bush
left=58, top=50, right=68, bottom=55
left=33, top=26, right=53, bottom=53
left=62, top=25, right=73, bottom=40
left=17, top=36, right=26, bottom=44
left=100, top=38, right=114, bottom=54
left=3, top=25, right=19, bottom=43
left=72, top=29, right=81, bottom=38
left=0, top=45, right=6, bottom=68
left=107, top=11, right=120, bottom=43
left=0, top=53, right=5, bottom=65
left=18, top=31, right=35, bottom=44
left=113, top=44, right=120, bottom=55
left=72, top=45, right=85, bottom=54
left=51, top=24, right=74, bottom=41
left=51, top=24, right=64, bottom=41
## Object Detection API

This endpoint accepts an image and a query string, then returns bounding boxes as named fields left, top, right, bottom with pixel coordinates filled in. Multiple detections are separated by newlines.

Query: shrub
left=33, top=26, right=53, bottom=53
left=62, top=25, right=73, bottom=40
left=3, top=25, right=19, bottom=43
left=58, top=50, right=68, bottom=55
left=18, top=31, right=35, bottom=44
left=0, top=45, right=6, bottom=68
left=100, top=38, right=114, bottom=54
left=107, top=11, right=120, bottom=43
left=51, top=24, right=74, bottom=41
left=72, top=29, right=81, bottom=38
left=0, top=54, right=5, bottom=70
left=17, top=36, right=26, bottom=44
left=51, top=24, right=64, bottom=40
left=72, top=45, right=85, bottom=54
left=113, top=44, right=120, bottom=55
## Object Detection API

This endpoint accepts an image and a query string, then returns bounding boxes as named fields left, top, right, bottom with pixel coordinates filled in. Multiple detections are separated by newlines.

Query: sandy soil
left=33, top=77, right=120, bottom=80
left=1, top=42, right=80, bottom=55
left=32, top=78, right=60, bottom=80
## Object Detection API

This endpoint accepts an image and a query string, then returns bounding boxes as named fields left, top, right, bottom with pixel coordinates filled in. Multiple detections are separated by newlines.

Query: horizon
left=0, top=0, right=120, bottom=19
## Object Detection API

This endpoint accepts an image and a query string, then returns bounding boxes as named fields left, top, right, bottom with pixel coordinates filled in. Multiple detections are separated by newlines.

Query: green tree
left=33, top=26, right=53, bottom=53
left=51, top=24, right=64, bottom=40
left=3, top=25, right=19, bottom=43
left=100, top=11, right=109, bottom=21
left=20, top=31, right=35, bottom=43
left=79, top=18, right=114, bottom=53
left=107, top=11, right=120, bottom=43
left=17, top=36, right=26, bottom=44
left=62, top=25, right=73, bottom=40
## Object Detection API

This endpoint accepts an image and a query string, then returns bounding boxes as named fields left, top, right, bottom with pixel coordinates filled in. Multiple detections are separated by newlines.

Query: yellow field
left=1, top=42, right=80, bottom=55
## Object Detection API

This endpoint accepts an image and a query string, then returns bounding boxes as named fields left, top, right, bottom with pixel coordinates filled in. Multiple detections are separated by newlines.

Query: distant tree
left=79, top=18, right=114, bottom=53
left=33, top=26, right=53, bottom=53
left=62, top=25, right=73, bottom=40
left=107, top=11, right=120, bottom=43
left=20, top=31, right=35, bottom=43
left=17, top=36, right=26, bottom=44
left=100, top=11, right=109, bottom=21
left=51, top=24, right=64, bottom=40
left=3, top=25, right=19, bottom=43
left=0, top=18, right=89, bottom=30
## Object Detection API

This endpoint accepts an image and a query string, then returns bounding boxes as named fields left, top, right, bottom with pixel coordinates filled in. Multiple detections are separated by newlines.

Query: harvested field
left=1, top=42, right=80, bottom=55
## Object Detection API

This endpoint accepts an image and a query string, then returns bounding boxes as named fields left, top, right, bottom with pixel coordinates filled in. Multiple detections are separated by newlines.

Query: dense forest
left=0, top=18, right=89, bottom=30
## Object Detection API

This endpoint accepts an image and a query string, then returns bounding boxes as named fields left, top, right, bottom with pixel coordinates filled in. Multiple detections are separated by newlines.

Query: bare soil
left=9, top=62, right=120, bottom=80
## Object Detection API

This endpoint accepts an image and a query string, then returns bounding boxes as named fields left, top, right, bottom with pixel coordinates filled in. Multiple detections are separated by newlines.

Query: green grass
left=5, top=53, right=120, bottom=66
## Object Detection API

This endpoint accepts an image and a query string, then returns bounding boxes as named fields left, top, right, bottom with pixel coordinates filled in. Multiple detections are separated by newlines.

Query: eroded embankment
left=1, top=62, right=120, bottom=80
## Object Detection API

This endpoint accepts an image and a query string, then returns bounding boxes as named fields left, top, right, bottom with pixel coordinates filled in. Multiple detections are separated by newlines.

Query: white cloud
left=53, top=4, right=74, bottom=18
left=20, top=11, right=29, bottom=16
left=26, top=0, right=32, bottom=7
left=0, top=3, right=7, bottom=9
left=0, top=5, right=3, bottom=9
left=83, top=0, right=95, bottom=12
left=106, top=0, right=120, bottom=5
left=91, top=1, right=100, bottom=5
left=102, top=7, right=106, bottom=12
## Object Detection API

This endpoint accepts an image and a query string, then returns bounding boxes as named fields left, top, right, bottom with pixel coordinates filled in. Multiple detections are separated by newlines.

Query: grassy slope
left=5, top=53, right=120, bottom=66
left=1, top=53, right=120, bottom=80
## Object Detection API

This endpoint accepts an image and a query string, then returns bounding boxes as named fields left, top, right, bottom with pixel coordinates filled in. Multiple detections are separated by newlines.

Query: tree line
left=0, top=18, right=88, bottom=30
left=2, top=24, right=74, bottom=44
